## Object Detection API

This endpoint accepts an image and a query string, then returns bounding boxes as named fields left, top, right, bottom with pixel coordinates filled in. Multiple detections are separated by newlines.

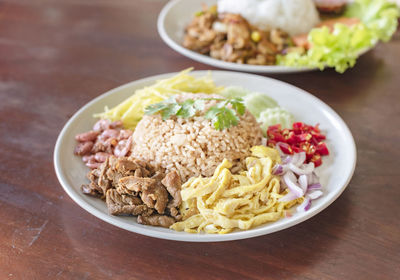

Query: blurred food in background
left=182, top=0, right=399, bottom=72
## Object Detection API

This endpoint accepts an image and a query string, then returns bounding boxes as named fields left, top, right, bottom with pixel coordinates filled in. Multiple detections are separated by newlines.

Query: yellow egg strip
left=170, top=146, right=303, bottom=234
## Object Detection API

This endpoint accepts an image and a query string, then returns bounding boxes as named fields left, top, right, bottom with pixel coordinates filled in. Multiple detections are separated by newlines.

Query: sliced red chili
left=267, top=139, right=276, bottom=148
left=292, top=146, right=303, bottom=153
left=292, top=122, right=305, bottom=133
left=269, top=131, right=286, bottom=142
left=286, top=132, right=297, bottom=144
left=311, top=154, right=322, bottom=167
left=277, top=142, right=293, bottom=154
left=296, top=133, right=312, bottom=142
left=316, top=142, right=329, bottom=156
left=266, top=122, right=329, bottom=167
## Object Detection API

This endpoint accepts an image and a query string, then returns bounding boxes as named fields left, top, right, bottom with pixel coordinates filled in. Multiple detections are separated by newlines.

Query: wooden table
left=1, top=0, right=399, bottom=279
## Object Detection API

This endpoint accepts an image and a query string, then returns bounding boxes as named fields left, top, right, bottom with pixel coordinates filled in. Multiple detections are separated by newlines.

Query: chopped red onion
left=297, top=197, right=311, bottom=212
left=308, top=190, right=323, bottom=200
left=306, top=173, right=316, bottom=185
left=290, top=153, right=300, bottom=166
left=282, top=155, right=291, bottom=164
left=275, top=142, right=285, bottom=156
left=272, top=164, right=284, bottom=175
left=283, top=172, right=304, bottom=198
left=291, top=152, right=306, bottom=167
left=273, top=150, right=324, bottom=212
left=279, top=191, right=299, bottom=202
left=288, top=162, right=315, bottom=175
left=298, top=175, right=308, bottom=192
left=307, top=183, right=322, bottom=190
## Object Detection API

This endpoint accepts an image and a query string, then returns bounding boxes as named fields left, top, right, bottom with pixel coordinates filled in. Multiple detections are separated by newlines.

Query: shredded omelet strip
left=170, top=146, right=303, bottom=234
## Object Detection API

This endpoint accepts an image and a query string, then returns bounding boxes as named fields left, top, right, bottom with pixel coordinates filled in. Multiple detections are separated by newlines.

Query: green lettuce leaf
left=345, top=0, right=400, bottom=42
left=278, top=0, right=399, bottom=73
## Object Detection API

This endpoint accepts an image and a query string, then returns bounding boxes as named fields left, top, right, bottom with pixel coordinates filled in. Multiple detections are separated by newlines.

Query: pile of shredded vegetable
left=95, top=68, right=223, bottom=129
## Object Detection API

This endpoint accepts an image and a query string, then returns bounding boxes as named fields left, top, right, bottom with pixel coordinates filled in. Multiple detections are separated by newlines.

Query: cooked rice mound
left=131, top=94, right=263, bottom=181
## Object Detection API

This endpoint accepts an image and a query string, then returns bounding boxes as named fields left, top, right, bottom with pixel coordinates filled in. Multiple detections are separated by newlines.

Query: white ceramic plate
left=157, top=0, right=315, bottom=73
left=54, top=70, right=356, bottom=242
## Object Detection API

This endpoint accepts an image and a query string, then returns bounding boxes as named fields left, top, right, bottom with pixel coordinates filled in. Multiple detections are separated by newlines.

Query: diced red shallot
left=298, top=175, right=308, bottom=192
left=308, top=183, right=322, bottom=190
left=308, top=190, right=323, bottom=200
left=288, top=162, right=315, bottom=175
left=283, top=172, right=304, bottom=198
left=272, top=150, right=324, bottom=212
left=297, top=197, right=311, bottom=212
left=279, top=191, right=299, bottom=202
left=272, top=164, right=284, bottom=175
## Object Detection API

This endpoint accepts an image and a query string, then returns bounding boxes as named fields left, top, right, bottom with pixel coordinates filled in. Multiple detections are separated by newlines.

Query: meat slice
left=115, top=157, right=146, bottom=174
left=97, top=158, right=111, bottom=194
left=80, top=155, right=181, bottom=224
left=106, top=189, right=153, bottom=216
left=83, top=167, right=107, bottom=198
left=161, top=171, right=182, bottom=208
left=140, top=182, right=169, bottom=215
left=81, top=183, right=102, bottom=197
left=137, top=214, right=176, bottom=228
left=168, top=207, right=182, bottom=221
left=118, top=176, right=156, bottom=193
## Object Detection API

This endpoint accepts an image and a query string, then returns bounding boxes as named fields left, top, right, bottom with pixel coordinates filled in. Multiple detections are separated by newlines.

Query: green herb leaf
left=144, top=102, right=170, bottom=116
left=144, top=97, right=181, bottom=120
left=205, top=106, right=239, bottom=130
left=229, top=98, right=246, bottom=115
left=144, top=96, right=246, bottom=130
left=161, top=102, right=181, bottom=120
left=176, top=99, right=196, bottom=118
left=193, top=99, right=205, bottom=111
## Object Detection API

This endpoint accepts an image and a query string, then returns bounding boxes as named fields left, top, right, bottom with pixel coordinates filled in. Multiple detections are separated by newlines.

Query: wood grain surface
left=0, top=0, right=399, bottom=279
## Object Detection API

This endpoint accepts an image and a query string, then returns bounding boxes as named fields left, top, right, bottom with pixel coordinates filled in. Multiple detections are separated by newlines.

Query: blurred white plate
left=157, top=0, right=315, bottom=73
left=54, top=70, right=356, bottom=242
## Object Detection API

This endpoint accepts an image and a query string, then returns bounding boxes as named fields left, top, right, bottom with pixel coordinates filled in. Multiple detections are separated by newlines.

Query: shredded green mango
left=94, top=68, right=223, bottom=129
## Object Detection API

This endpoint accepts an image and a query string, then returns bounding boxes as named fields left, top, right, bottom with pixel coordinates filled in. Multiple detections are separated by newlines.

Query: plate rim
left=157, top=0, right=316, bottom=74
left=54, top=70, right=357, bottom=242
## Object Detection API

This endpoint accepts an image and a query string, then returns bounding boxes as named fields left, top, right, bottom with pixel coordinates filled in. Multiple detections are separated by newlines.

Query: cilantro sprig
left=144, top=97, right=245, bottom=130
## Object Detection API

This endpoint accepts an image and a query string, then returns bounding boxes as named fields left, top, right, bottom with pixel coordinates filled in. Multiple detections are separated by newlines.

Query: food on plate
left=258, top=108, right=294, bottom=133
left=219, top=86, right=294, bottom=133
left=314, top=0, right=348, bottom=14
left=132, top=93, right=262, bottom=181
left=73, top=70, right=328, bottom=232
left=183, top=5, right=292, bottom=65
left=82, top=156, right=182, bottom=227
left=74, top=119, right=133, bottom=169
left=267, top=122, right=329, bottom=167
left=272, top=150, right=323, bottom=212
left=95, top=68, right=223, bottom=129
left=171, top=146, right=302, bottom=233
left=182, top=0, right=399, bottom=72
left=217, top=0, right=320, bottom=36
